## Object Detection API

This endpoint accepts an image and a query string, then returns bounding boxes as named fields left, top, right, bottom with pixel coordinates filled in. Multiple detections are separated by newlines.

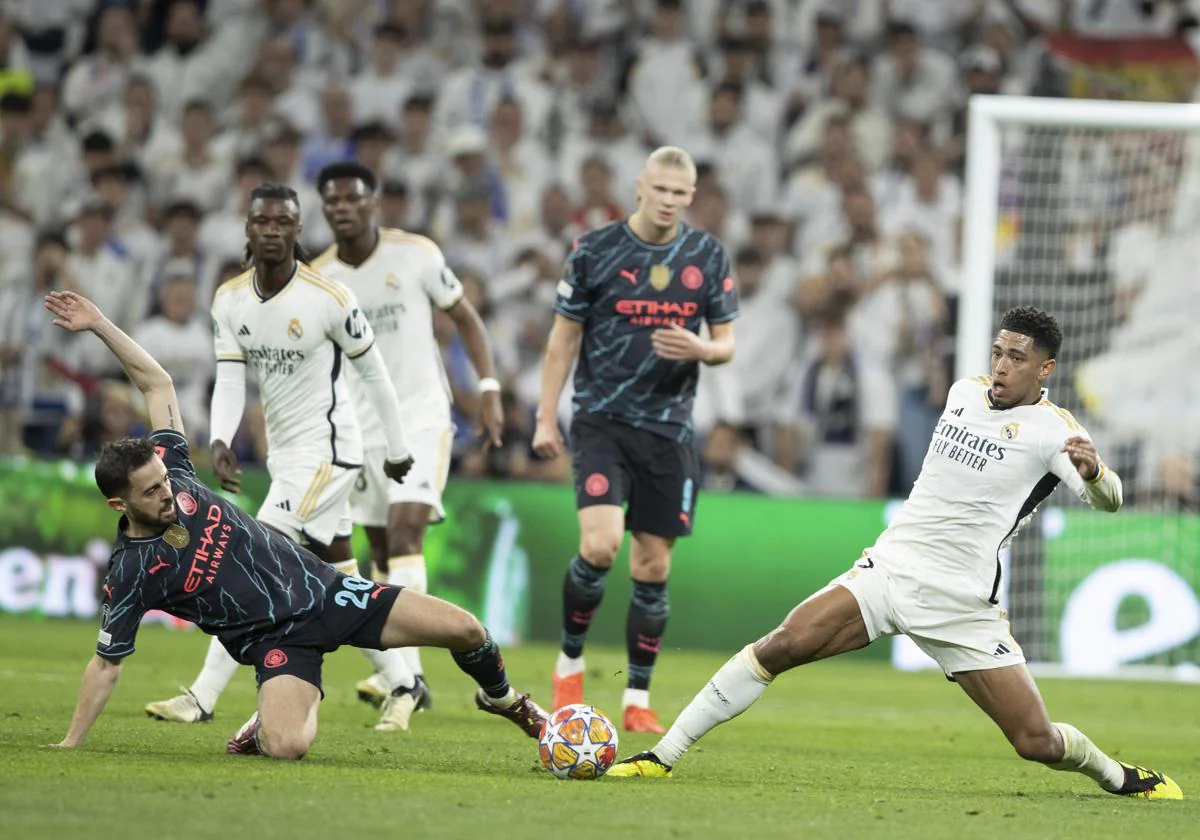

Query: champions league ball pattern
left=538, top=704, right=619, bottom=780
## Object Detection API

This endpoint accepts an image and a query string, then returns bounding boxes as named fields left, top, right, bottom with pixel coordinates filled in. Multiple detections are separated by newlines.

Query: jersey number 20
left=334, top=575, right=376, bottom=609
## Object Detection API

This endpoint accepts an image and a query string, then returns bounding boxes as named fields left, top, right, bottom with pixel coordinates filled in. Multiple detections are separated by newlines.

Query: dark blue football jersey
left=554, top=220, right=739, bottom=441
left=96, top=429, right=339, bottom=663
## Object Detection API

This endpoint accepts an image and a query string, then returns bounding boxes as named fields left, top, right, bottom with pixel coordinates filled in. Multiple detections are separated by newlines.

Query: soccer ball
left=538, top=704, right=619, bottom=780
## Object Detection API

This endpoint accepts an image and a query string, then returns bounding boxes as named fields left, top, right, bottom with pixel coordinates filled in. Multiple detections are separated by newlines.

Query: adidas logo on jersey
left=994, top=642, right=1011, bottom=656
left=275, top=499, right=292, bottom=512
left=238, top=325, right=251, bottom=337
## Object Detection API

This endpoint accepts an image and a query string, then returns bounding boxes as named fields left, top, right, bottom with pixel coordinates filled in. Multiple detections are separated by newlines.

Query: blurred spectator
left=132, top=272, right=214, bottom=442
left=694, top=82, right=778, bottom=214
left=880, top=144, right=961, bottom=291
left=255, top=36, right=320, bottom=134
left=350, top=121, right=398, bottom=185
left=713, top=35, right=784, bottom=142
left=785, top=53, right=892, bottom=171
left=557, top=97, right=646, bottom=205
left=301, top=84, right=355, bottom=182
left=569, top=155, right=624, bottom=231
left=150, top=199, right=215, bottom=306
left=433, top=16, right=551, bottom=143
left=850, top=230, right=948, bottom=490
left=441, top=177, right=513, bottom=280
left=776, top=304, right=896, bottom=498
left=151, top=99, right=229, bottom=212
left=689, top=181, right=749, bottom=255
left=214, top=75, right=277, bottom=162
left=62, top=4, right=143, bottom=124
left=67, top=197, right=138, bottom=356
left=148, top=0, right=251, bottom=123
left=393, top=94, right=441, bottom=229
left=871, top=19, right=958, bottom=124
left=198, top=155, right=271, bottom=270
left=489, top=96, right=549, bottom=235
left=728, top=245, right=799, bottom=441
left=96, top=76, right=180, bottom=177
left=93, top=162, right=158, bottom=281
left=626, top=0, right=706, bottom=148
left=349, top=23, right=414, bottom=129
left=699, top=420, right=807, bottom=495
left=378, top=179, right=412, bottom=230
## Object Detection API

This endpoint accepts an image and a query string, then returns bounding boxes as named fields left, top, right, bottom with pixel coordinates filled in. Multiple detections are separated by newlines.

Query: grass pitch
left=1, top=616, right=1197, bottom=840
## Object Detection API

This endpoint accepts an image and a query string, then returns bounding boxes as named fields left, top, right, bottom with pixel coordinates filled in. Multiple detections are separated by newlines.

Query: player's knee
left=579, top=533, right=621, bottom=567
left=260, top=729, right=312, bottom=761
left=449, top=610, right=487, bottom=650
left=755, top=626, right=812, bottom=675
left=1011, top=728, right=1060, bottom=763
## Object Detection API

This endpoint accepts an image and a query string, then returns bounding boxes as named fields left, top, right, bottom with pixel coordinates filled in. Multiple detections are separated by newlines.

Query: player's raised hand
left=480, top=390, right=504, bottom=450
left=532, top=412, right=564, bottom=459
left=651, top=322, right=707, bottom=362
left=383, top=455, right=414, bottom=484
left=211, top=440, right=243, bottom=493
left=1062, top=435, right=1100, bottom=479
left=45, top=290, right=104, bottom=332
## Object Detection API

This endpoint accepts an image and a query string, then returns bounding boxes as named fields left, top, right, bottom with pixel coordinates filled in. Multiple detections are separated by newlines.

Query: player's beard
left=127, top=501, right=177, bottom=532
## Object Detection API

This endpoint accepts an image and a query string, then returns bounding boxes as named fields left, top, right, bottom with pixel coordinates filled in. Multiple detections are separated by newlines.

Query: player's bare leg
left=623, top=531, right=673, bottom=733
left=955, top=664, right=1182, bottom=799
left=553, top=504, right=624, bottom=711
left=380, top=589, right=547, bottom=738
left=610, top=584, right=869, bottom=777
left=228, top=674, right=320, bottom=759
left=310, top=533, right=419, bottom=731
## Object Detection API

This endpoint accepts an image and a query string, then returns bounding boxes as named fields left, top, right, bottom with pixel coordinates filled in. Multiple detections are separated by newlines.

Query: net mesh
left=990, top=121, right=1200, bottom=674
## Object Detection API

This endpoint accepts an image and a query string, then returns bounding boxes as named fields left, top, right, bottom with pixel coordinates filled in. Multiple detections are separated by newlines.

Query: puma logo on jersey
left=148, top=555, right=170, bottom=575
left=619, top=268, right=639, bottom=285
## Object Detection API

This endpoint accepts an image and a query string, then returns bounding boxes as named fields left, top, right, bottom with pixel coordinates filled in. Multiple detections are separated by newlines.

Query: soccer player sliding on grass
left=45, top=290, right=547, bottom=759
left=610, top=307, right=1181, bottom=800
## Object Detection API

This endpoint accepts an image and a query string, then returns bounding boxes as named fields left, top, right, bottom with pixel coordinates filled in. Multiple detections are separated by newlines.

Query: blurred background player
left=610, top=309, right=1181, bottom=801
left=144, top=184, right=424, bottom=732
left=45, top=290, right=548, bottom=759
left=312, top=161, right=503, bottom=712
left=533, top=146, right=739, bottom=732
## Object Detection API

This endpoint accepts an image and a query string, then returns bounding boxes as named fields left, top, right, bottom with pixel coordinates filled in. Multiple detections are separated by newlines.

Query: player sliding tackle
left=45, top=290, right=547, bottom=758
left=610, top=307, right=1181, bottom=800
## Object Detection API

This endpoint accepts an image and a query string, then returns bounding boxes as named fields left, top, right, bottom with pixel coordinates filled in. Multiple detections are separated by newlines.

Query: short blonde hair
left=644, top=146, right=697, bottom=181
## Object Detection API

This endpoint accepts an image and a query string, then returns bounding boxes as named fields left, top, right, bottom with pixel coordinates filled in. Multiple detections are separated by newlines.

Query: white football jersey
left=211, top=263, right=374, bottom=465
left=311, top=228, right=463, bottom=446
left=871, top=376, right=1120, bottom=602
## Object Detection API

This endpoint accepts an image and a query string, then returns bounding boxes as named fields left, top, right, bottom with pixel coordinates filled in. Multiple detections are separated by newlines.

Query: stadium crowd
left=1, top=0, right=1198, bottom=499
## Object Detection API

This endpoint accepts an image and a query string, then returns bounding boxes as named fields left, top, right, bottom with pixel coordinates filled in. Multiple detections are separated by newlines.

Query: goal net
left=952, top=95, right=1200, bottom=681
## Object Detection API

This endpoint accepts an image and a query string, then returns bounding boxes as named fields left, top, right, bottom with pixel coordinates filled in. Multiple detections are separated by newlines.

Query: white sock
left=555, top=651, right=585, bottom=678
left=361, top=647, right=415, bottom=692
left=482, top=686, right=518, bottom=707
left=623, top=688, right=650, bottom=709
left=1050, top=722, right=1126, bottom=791
left=654, top=645, right=773, bottom=767
left=189, top=636, right=240, bottom=712
left=388, top=555, right=427, bottom=675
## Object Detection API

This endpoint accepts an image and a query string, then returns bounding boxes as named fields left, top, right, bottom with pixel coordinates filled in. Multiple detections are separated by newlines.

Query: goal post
left=948, top=94, right=1200, bottom=681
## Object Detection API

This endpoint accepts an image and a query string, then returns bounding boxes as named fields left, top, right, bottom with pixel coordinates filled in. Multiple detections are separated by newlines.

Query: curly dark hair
left=998, top=306, right=1063, bottom=359
left=243, top=183, right=310, bottom=267
left=316, top=161, right=378, bottom=193
left=95, top=437, right=157, bottom=498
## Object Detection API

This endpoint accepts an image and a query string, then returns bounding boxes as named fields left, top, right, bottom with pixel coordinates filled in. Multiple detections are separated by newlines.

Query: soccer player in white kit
left=312, top=162, right=503, bottom=712
left=145, top=184, right=426, bottom=732
left=609, top=307, right=1182, bottom=800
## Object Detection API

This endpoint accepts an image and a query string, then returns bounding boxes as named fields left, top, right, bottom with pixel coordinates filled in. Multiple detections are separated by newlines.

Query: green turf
left=1, top=617, right=1196, bottom=840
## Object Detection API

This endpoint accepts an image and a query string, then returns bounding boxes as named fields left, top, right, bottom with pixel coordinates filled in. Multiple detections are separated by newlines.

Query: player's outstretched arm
left=533, top=314, right=583, bottom=459
left=445, top=298, right=503, bottom=448
left=52, top=655, right=122, bottom=748
left=1059, top=435, right=1123, bottom=512
left=44, top=291, right=185, bottom=435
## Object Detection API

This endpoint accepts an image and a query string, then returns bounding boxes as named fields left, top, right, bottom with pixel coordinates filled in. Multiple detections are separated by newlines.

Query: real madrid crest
left=287, top=318, right=303, bottom=340
left=1000, top=422, right=1020, bottom=442
left=650, top=264, right=671, bottom=291
left=164, top=523, right=190, bottom=548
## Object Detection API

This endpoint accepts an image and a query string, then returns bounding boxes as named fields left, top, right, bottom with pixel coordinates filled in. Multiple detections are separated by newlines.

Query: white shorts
left=832, top=552, right=1026, bottom=678
left=257, top=452, right=358, bottom=547
left=349, top=426, right=454, bottom=528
